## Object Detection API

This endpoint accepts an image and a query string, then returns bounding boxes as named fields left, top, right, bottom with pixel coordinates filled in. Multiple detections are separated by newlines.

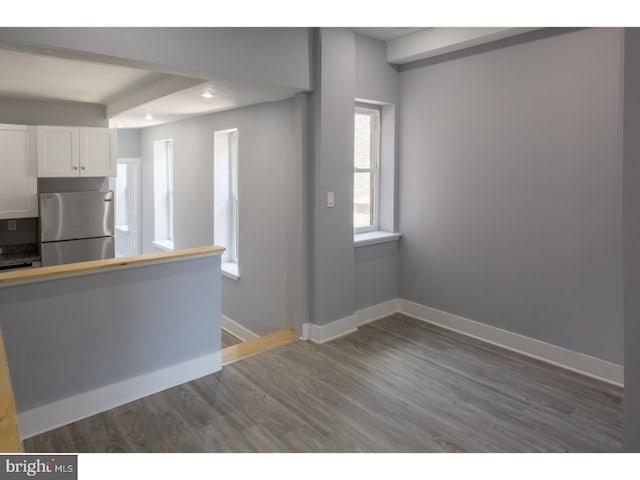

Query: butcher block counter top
left=0, top=246, right=225, bottom=287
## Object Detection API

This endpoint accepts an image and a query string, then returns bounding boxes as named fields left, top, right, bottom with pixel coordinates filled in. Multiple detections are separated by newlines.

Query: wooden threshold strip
left=222, top=329, right=297, bottom=366
left=0, top=327, right=23, bottom=452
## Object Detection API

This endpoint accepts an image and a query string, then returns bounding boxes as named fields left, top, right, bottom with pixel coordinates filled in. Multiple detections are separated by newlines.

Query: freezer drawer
left=41, top=237, right=114, bottom=267
left=40, top=191, right=114, bottom=242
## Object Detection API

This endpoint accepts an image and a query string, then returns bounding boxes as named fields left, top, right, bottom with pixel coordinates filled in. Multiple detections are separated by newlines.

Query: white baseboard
left=304, top=314, right=359, bottom=344
left=18, top=352, right=222, bottom=440
left=222, top=314, right=259, bottom=341
left=300, top=297, right=623, bottom=386
left=398, top=299, right=624, bottom=387
left=356, top=299, right=400, bottom=326
left=303, top=299, right=399, bottom=344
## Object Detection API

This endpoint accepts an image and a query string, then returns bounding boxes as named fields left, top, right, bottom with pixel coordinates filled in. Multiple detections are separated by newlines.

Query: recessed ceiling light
left=117, top=124, right=124, bottom=129
left=201, top=88, right=215, bottom=99
left=144, top=113, right=153, bottom=120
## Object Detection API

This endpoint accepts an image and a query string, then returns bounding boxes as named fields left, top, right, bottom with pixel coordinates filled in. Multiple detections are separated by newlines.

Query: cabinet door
left=0, top=125, right=37, bottom=219
left=37, top=126, right=80, bottom=177
left=79, top=128, right=117, bottom=177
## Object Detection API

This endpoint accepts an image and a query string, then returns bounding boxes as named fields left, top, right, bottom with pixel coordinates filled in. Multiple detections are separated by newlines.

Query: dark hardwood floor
left=221, top=330, right=242, bottom=349
left=24, top=314, right=622, bottom=452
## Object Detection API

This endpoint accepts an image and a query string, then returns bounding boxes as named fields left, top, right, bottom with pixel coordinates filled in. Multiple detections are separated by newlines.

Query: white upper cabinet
left=0, top=124, right=38, bottom=219
left=79, top=127, right=117, bottom=177
left=37, top=126, right=80, bottom=177
left=37, top=126, right=117, bottom=177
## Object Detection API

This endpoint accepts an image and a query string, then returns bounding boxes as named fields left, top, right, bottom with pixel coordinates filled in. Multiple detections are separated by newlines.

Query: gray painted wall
left=354, top=242, right=399, bottom=309
left=310, top=28, right=356, bottom=324
left=353, top=33, right=401, bottom=310
left=0, top=97, right=106, bottom=127
left=623, top=28, right=640, bottom=452
left=117, top=128, right=141, bottom=158
left=0, top=28, right=311, bottom=91
left=354, top=34, right=398, bottom=104
left=139, top=99, right=303, bottom=335
left=0, top=256, right=221, bottom=413
left=398, top=28, right=624, bottom=364
left=0, top=218, right=37, bottom=246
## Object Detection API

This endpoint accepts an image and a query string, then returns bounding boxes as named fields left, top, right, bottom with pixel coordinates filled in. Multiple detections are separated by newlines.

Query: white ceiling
left=0, top=48, right=155, bottom=103
left=386, top=27, right=542, bottom=64
left=0, top=28, right=524, bottom=128
left=0, top=46, right=301, bottom=128
left=113, top=77, right=301, bottom=128
left=351, top=27, right=427, bottom=41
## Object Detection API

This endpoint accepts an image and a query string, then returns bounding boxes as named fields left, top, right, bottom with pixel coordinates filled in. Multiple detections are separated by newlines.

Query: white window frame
left=152, top=139, right=175, bottom=251
left=214, top=128, right=240, bottom=279
left=354, top=104, right=381, bottom=234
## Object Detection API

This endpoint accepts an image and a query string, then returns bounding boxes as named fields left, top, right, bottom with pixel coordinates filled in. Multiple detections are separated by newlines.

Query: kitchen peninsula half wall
left=0, top=246, right=224, bottom=439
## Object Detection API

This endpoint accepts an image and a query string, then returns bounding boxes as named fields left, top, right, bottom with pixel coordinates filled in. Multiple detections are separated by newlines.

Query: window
left=153, top=139, right=174, bottom=250
left=214, top=129, right=240, bottom=278
left=353, top=101, right=402, bottom=247
left=354, top=105, right=380, bottom=234
left=111, top=158, right=142, bottom=258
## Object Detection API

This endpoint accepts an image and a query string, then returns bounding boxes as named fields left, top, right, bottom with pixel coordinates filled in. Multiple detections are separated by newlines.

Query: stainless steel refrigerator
left=39, top=191, right=115, bottom=266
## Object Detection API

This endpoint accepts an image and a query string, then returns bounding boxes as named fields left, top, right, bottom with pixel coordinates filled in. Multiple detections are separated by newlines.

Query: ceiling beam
left=387, top=27, right=542, bottom=64
left=105, top=74, right=205, bottom=118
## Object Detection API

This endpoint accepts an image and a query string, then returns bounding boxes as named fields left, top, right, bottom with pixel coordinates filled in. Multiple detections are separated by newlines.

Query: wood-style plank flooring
left=24, top=314, right=622, bottom=452
left=221, top=330, right=242, bottom=348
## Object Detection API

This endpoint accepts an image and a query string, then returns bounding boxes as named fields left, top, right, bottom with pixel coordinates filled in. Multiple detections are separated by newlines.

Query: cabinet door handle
left=73, top=166, right=78, bottom=170
left=81, top=166, right=85, bottom=170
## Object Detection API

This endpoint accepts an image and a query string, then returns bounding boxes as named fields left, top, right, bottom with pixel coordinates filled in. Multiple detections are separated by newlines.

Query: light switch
left=8, top=220, right=16, bottom=231
left=327, top=192, right=335, bottom=208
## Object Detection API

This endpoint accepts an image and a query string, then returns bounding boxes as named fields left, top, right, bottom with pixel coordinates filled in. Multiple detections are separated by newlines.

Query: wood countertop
left=0, top=245, right=225, bottom=287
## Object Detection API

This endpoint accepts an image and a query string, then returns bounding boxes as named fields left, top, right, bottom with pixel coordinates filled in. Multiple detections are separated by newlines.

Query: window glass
left=354, top=106, right=380, bottom=233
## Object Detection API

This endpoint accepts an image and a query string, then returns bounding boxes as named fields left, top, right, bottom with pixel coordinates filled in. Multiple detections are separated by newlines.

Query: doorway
left=109, top=158, right=142, bottom=258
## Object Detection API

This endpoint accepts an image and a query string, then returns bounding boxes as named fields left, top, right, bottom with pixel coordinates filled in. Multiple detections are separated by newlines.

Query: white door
left=109, top=158, right=142, bottom=257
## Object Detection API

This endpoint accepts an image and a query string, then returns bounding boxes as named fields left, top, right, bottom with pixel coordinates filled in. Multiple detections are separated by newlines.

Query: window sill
left=222, top=262, right=240, bottom=280
left=354, top=231, right=402, bottom=248
left=153, top=240, right=174, bottom=251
